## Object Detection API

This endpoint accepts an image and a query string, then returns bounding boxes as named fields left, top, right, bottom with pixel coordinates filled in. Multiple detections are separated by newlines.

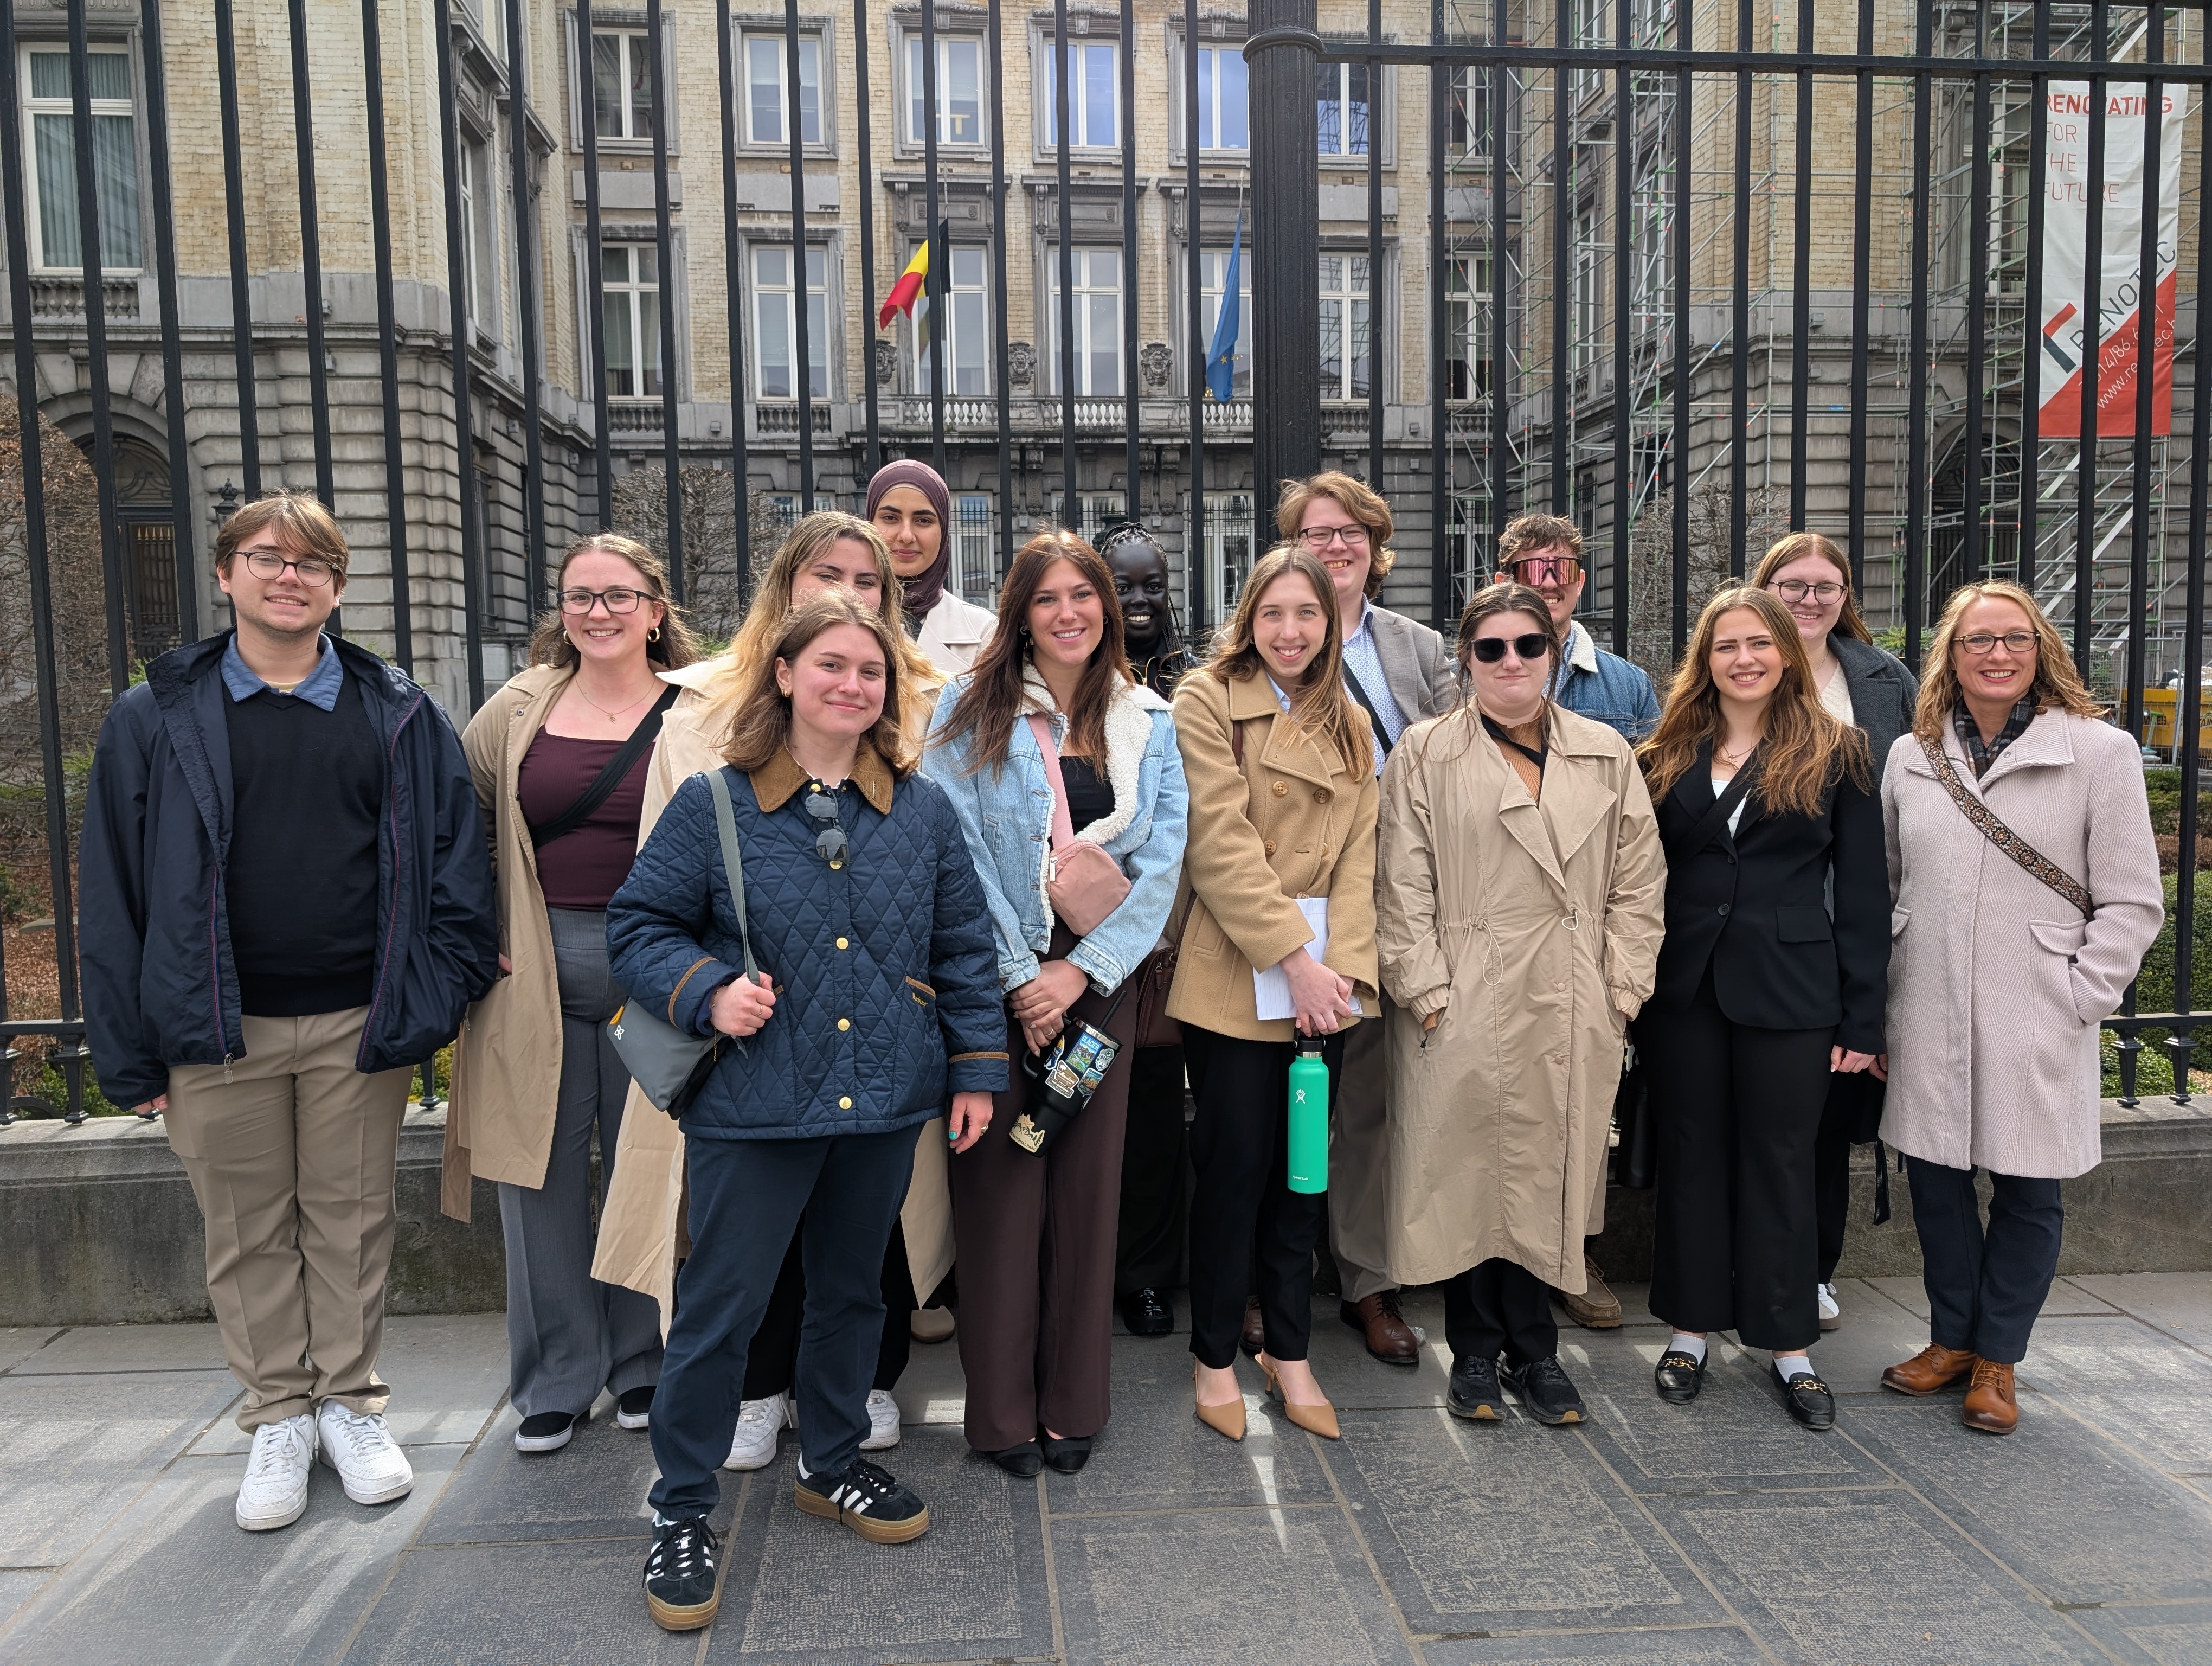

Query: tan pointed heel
left=1193, top=1366, right=1246, bottom=1443
left=1257, top=1353, right=1341, bottom=1440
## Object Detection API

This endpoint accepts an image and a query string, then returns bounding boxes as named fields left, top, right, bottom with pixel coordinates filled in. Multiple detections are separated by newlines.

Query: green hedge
left=2100, top=870, right=2212, bottom=1098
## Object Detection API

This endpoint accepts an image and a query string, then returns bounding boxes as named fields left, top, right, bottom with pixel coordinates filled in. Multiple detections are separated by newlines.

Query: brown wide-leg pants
left=163, top=1008, right=414, bottom=1430
left=949, top=929, right=1139, bottom=1452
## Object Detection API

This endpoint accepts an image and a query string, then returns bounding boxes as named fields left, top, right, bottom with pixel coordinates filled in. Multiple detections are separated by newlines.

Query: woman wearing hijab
left=869, top=460, right=998, bottom=676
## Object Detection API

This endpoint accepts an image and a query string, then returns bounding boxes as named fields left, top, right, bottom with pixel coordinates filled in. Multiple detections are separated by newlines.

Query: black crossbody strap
left=1918, top=736, right=2093, bottom=917
left=528, top=683, right=681, bottom=848
left=1341, top=663, right=1394, bottom=758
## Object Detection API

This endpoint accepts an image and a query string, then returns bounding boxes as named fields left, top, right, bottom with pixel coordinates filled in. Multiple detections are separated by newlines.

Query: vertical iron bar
left=579, top=0, right=614, bottom=530
left=1246, top=0, right=1321, bottom=504
left=2078, top=2, right=2107, bottom=678
left=2126, top=9, right=2162, bottom=739
left=1551, top=0, right=1568, bottom=515
left=2169, top=39, right=2211, bottom=1101
left=1728, top=0, right=1749, bottom=576
left=285, top=0, right=336, bottom=509
left=1366, top=0, right=1384, bottom=491
left=504, top=0, right=550, bottom=610
left=1846, top=0, right=1872, bottom=591
left=923, top=0, right=946, bottom=474
left=1963, top=59, right=1991, bottom=584
left=1122, top=0, right=1139, bottom=517
left=214, top=0, right=261, bottom=499
left=1488, top=0, right=1508, bottom=550
left=1184, top=0, right=1206, bottom=627
left=433, top=0, right=487, bottom=707
left=714, top=0, right=751, bottom=598
left=1670, top=10, right=1690, bottom=652
left=1788, top=0, right=1810, bottom=528
left=781, top=0, right=815, bottom=511
left=66, top=0, right=127, bottom=691
left=362, top=0, right=414, bottom=671
left=990, top=0, right=1014, bottom=575
left=1903, top=6, right=1931, bottom=670
left=1610, top=4, right=1629, bottom=652
left=139, top=0, right=197, bottom=643
left=1054, top=0, right=1076, bottom=512
left=855, top=0, right=881, bottom=478
left=2021, top=3, right=2049, bottom=594
left=1427, top=0, right=1446, bottom=627
left=649, top=0, right=683, bottom=567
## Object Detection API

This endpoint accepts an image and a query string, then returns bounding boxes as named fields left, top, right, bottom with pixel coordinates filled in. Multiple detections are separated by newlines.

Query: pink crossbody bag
left=1026, top=714, right=1131, bottom=935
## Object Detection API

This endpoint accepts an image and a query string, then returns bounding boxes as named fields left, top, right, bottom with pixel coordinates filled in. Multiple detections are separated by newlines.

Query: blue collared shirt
left=221, top=633, right=344, bottom=711
left=1341, top=602, right=1406, bottom=775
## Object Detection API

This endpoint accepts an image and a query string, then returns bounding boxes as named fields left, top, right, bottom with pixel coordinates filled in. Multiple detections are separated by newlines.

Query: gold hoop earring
left=648, top=625, right=661, bottom=642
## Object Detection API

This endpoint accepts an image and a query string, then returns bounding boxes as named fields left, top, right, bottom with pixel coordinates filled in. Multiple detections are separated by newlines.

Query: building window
left=1203, top=491, right=1256, bottom=618
left=22, top=47, right=142, bottom=272
left=952, top=492, right=995, bottom=604
left=456, top=142, right=482, bottom=324
left=915, top=245, right=990, bottom=395
left=1315, top=62, right=1369, bottom=158
left=753, top=244, right=829, bottom=400
left=601, top=244, right=663, bottom=399
left=1447, top=255, right=1491, bottom=400
left=1041, top=41, right=1118, bottom=149
left=1047, top=248, right=1122, bottom=395
left=1199, top=245, right=1251, bottom=398
left=1047, top=491, right=1127, bottom=547
left=591, top=29, right=658, bottom=140
left=906, top=34, right=984, bottom=145
left=1317, top=254, right=1370, bottom=402
left=1449, top=66, right=1490, bottom=161
left=1194, top=44, right=1247, bottom=150
left=1573, top=206, right=1600, bottom=371
left=744, top=34, right=820, bottom=146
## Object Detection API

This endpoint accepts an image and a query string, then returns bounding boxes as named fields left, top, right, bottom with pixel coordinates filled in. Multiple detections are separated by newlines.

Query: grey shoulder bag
left=608, top=767, right=761, bottom=1118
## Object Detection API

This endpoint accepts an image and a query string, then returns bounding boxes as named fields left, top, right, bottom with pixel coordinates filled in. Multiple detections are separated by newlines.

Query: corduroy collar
left=748, top=740, right=897, bottom=815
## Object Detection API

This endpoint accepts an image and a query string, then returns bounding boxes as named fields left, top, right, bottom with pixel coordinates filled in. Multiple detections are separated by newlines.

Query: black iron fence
left=1, top=0, right=2209, bottom=1117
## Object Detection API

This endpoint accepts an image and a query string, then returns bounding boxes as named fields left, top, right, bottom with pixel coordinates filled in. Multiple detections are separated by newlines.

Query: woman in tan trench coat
left=1375, top=584, right=1664, bottom=1428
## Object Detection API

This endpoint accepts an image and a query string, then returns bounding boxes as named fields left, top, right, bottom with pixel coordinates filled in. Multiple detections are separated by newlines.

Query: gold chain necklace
left=573, top=683, right=657, bottom=723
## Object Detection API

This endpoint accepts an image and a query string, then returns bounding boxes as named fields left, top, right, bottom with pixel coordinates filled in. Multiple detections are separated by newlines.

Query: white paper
left=1253, top=896, right=1364, bottom=1021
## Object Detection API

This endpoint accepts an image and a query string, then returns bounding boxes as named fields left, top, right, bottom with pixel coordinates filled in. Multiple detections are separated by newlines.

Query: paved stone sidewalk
left=3, top=1276, right=2210, bottom=1665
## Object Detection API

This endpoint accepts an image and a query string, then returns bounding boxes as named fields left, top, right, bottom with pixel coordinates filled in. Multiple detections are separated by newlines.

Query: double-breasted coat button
left=1717, top=903, right=1731, bottom=917
left=1313, top=787, right=1331, bottom=803
left=1263, top=840, right=1278, bottom=856
left=1271, top=780, right=1289, bottom=797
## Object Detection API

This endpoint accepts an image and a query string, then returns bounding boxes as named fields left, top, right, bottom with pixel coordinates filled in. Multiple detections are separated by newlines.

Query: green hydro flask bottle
left=1287, top=1036, right=1329, bottom=1194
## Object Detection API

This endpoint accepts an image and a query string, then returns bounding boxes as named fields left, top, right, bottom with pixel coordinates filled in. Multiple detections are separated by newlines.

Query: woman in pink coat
left=1876, top=582, right=2162, bottom=1436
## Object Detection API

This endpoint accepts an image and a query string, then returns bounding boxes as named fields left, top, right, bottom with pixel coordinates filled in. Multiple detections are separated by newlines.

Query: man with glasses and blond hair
left=81, top=490, right=498, bottom=1534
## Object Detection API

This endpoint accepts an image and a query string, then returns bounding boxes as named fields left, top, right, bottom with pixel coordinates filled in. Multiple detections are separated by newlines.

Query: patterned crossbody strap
left=1918, top=736, right=2093, bottom=917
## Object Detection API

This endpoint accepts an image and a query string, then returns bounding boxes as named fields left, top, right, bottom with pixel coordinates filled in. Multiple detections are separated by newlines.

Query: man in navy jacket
left=80, top=491, right=497, bottom=1535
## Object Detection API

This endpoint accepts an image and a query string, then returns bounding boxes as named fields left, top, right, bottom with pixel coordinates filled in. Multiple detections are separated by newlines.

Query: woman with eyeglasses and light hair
left=1752, top=531, right=1916, bottom=1333
left=1374, top=585, right=1665, bottom=1428
left=1876, top=582, right=2159, bottom=1437
left=453, top=534, right=703, bottom=1455
left=1635, top=587, right=1888, bottom=1432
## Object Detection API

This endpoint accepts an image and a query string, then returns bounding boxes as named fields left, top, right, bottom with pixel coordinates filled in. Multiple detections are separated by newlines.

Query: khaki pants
left=165, top=1008, right=414, bottom=1430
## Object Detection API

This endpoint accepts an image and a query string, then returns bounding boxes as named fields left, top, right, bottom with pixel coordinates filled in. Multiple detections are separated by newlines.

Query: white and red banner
left=2038, top=80, right=2191, bottom=438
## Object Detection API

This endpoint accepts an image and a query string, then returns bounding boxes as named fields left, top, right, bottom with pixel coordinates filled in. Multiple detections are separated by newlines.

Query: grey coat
left=1368, top=603, right=1460, bottom=722
left=1832, top=632, right=1917, bottom=765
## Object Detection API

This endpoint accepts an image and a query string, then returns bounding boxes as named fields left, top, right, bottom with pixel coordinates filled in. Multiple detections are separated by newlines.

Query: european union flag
left=1206, top=212, right=1243, bottom=401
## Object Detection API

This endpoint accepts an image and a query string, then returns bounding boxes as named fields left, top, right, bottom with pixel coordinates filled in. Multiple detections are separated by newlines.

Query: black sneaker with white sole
left=794, top=1457, right=931, bottom=1544
left=514, top=1411, right=580, bottom=1453
left=1447, top=1354, right=1506, bottom=1421
left=1501, top=1355, right=1587, bottom=1425
left=643, top=1516, right=721, bottom=1631
left=616, top=1386, right=654, bottom=1430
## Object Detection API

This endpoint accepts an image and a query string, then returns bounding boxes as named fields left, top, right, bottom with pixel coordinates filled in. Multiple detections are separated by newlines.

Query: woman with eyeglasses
left=453, top=534, right=704, bottom=1454
left=922, top=530, right=1188, bottom=1476
left=1634, top=587, right=1888, bottom=1432
left=1751, top=532, right=1916, bottom=1334
left=1877, top=583, right=2159, bottom=1437
left=1374, top=586, right=1664, bottom=1428
left=608, top=592, right=1006, bottom=1627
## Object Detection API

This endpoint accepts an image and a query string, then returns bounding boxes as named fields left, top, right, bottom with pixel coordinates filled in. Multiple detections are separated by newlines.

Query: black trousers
left=741, top=1220, right=915, bottom=1400
left=1812, top=1084, right=1854, bottom=1285
left=1906, top=1157, right=2065, bottom=1365
left=1636, top=971, right=1832, bottom=1353
left=1184, top=1024, right=1345, bottom=1370
left=1443, top=1258, right=1557, bottom=1367
left=1115, top=1043, right=1189, bottom=1295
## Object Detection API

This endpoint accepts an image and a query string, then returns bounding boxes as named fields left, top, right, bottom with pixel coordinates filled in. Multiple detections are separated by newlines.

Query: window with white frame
left=1041, top=40, right=1118, bottom=149
left=1046, top=492, right=1127, bottom=547
left=1446, top=254, right=1491, bottom=400
left=744, top=34, right=820, bottom=146
left=1449, top=66, right=1491, bottom=162
left=1573, top=0, right=1607, bottom=100
left=915, top=245, right=989, bottom=395
left=1317, top=254, right=1370, bottom=402
left=1573, top=205, right=1600, bottom=370
left=1047, top=249, right=1122, bottom=395
left=1192, top=43, right=1247, bottom=150
left=1203, top=491, right=1256, bottom=618
left=591, top=29, right=658, bottom=140
left=952, top=492, right=995, bottom=604
left=601, top=244, right=663, bottom=399
left=753, top=244, right=829, bottom=400
left=1314, top=61, right=1370, bottom=158
left=22, top=46, right=142, bottom=272
left=456, top=140, right=483, bottom=325
left=1199, top=244, right=1251, bottom=398
left=905, top=34, right=985, bottom=145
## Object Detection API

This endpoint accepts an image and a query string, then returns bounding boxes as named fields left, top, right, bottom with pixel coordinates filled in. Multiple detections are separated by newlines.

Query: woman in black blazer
left=1634, top=587, right=1887, bottom=1431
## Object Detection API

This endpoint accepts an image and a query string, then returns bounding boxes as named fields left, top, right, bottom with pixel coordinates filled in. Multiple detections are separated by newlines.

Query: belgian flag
left=877, top=240, right=930, bottom=330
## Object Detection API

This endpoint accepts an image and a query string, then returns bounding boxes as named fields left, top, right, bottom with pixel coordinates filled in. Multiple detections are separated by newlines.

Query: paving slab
left=2068, top=1598, right=2212, bottom=1666
left=2024, top=1316, right=2212, bottom=1475
left=1865, top=1274, right=2122, bottom=1323
left=1423, top=1627, right=1769, bottom=1665
left=1799, top=1286, right=1940, bottom=1392
left=7, top=1321, right=228, bottom=1375
left=0, top=1328, right=60, bottom=1374
left=0, top=1571, right=53, bottom=1632
left=2071, top=1272, right=2212, bottom=1354
left=415, top=1401, right=665, bottom=1545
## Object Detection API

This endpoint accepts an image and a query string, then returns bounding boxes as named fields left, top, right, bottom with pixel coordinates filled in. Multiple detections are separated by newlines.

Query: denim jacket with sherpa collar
left=922, top=666, right=1189, bottom=997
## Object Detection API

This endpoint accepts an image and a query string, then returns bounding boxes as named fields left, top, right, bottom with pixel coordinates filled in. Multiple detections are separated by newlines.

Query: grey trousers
left=497, top=906, right=664, bottom=1418
left=1329, top=1008, right=1398, bottom=1301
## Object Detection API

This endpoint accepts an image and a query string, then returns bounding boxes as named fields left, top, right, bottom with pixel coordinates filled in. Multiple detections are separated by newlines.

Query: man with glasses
left=1491, top=513, right=1661, bottom=1333
left=81, top=491, right=498, bottom=1534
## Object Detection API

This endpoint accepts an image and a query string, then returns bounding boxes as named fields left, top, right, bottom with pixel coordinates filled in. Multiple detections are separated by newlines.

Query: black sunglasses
left=801, top=787, right=850, bottom=869
left=1469, top=633, right=1552, bottom=664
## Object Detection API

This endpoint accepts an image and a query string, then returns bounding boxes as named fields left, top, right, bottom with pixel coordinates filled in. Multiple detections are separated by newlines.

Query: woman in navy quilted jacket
left=606, top=592, right=1007, bottom=1633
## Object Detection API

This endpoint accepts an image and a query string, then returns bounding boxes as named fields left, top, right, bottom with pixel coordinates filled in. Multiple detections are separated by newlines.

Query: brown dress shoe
left=1557, top=1257, right=1624, bottom=1330
left=1340, top=1292, right=1421, bottom=1366
left=1880, top=1343, right=1979, bottom=1397
left=1962, top=1359, right=2018, bottom=1435
left=1240, top=1297, right=1265, bottom=1357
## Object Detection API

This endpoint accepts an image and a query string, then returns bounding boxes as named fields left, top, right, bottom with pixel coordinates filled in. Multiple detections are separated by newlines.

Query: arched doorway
left=75, top=438, right=183, bottom=657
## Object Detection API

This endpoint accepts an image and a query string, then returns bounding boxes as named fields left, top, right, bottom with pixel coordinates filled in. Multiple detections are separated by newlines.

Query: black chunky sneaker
left=1771, top=1362, right=1836, bottom=1431
left=1447, top=1354, right=1506, bottom=1422
left=616, top=1386, right=654, bottom=1430
left=642, top=1516, right=721, bottom=1631
left=795, top=1457, right=931, bottom=1543
left=513, top=1411, right=579, bottom=1453
left=1502, top=1355, right=1587, bottom=1426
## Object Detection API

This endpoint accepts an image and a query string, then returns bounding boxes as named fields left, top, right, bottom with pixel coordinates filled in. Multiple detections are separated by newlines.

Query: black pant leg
left=1905, top=1155, right=1986, bottom=1355
left=1812, top=1083, right=1855, bottom=1285
left=1185, top=1026, right=1274, bottom=1369
left=740, top=1227, right=807, bottom=1400
left=873, top=1221, right=916, bottom=1391
left=1115, top=1043, right=1190, bottom=1295
left=1493, top=1260, right=1559, bottom=1365
left=1636, top=979, right=1738, bottom=1334
left=1974, top=1171, right=2065, bottom=1364
left=790, top=1126, right=917, bottom=1477
left=1248, top=1032, right=1342, bottom=1362
left=1726, top=1021, right=1833, bottom=1352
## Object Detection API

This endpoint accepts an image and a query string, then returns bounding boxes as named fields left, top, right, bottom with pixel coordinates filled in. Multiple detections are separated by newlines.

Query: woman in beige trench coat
left=1375, top=585, right=1665, bottom=1427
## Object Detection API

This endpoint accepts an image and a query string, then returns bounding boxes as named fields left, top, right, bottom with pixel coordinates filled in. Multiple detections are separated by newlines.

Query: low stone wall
left=4, top=1097, right=2209, bottom=1328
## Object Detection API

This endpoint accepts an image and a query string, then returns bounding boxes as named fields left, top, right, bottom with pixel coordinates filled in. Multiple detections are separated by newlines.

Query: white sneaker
left=723, top=1393, right=790, bottom=1471
left=315, top=1403, right=415, bottom=1505
left=1817, top=1283, right=1842, bottom=1331
left=860, top=1388, right=902, bottom=1452
left=235, top=1413, right=316, bottom=1532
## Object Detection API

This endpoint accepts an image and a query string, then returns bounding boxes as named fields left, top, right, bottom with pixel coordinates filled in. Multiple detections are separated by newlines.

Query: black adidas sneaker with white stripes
left=642, top=1515, right=721, bottom=1631
left=793, top=1456, right=931, bottom=1543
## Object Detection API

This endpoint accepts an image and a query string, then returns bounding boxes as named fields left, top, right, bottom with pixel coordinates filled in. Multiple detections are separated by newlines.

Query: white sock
left=1776, top=1355, right=1816, bottom=1382
left=1669, top=1332, right=1707, bottom=1363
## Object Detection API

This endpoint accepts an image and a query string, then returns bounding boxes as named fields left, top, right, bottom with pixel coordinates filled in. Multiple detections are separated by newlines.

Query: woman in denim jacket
left=922, top=530, right=1189, bottom=1477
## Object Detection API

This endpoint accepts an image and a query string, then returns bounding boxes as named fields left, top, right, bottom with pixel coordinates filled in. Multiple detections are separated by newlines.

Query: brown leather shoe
left=1557, top=1257, right=1624, bottom=1330
left=1339, top=1292, right=1421, bottom=1366
left=1962, top=1358, right=2018, bottom=1435
left=1880, top=1343, right=1979, bottom=1397
left=1240, top=1297, right=1265, bottom=1357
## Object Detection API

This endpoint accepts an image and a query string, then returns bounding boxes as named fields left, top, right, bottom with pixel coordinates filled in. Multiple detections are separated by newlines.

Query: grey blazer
left=1832, top=632, right=1917, bottom=766
left=1369, top=603, right=1460, bottom=723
